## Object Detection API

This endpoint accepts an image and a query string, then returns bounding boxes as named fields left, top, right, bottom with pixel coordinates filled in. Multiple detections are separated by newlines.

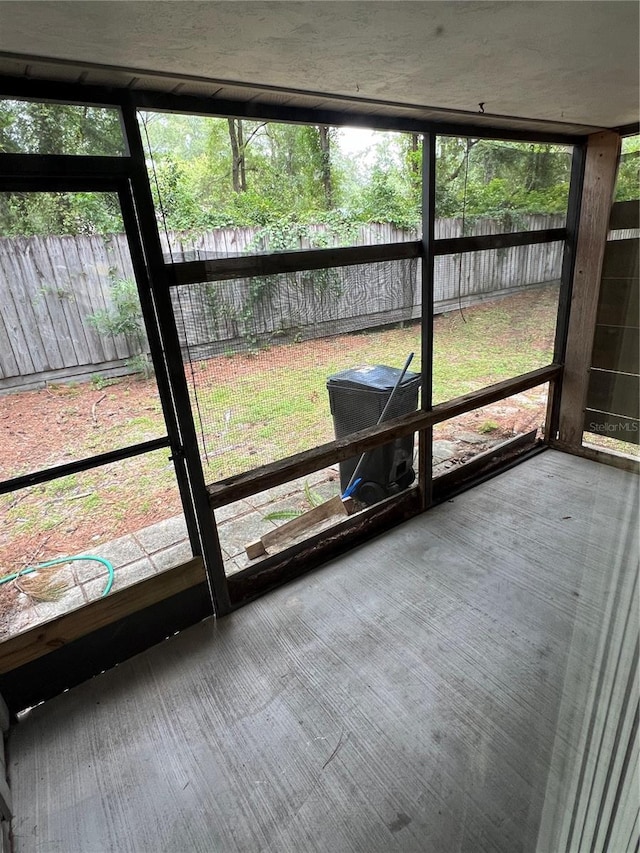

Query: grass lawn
left=1, top=284, right=560, bottom=574
left=190, top=284, right=559, bottom=480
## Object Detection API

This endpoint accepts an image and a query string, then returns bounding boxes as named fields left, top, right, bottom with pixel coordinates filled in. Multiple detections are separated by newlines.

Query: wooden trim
left=0, top=557, right=206, bottom=674
left=208, top=364, right=560, bottom=507
left=614, top=122, right=640, bottom=138
left=556, top=131, right=622, bottom=449
left=167, top=241, right=422, bottom=285
left=0, top=580, right=211, bottom=716
left=433, top=227, right=565, bottom=256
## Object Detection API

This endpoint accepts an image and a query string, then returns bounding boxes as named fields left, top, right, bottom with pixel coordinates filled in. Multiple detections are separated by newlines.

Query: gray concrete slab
left=9, top=451, right=637, bottom=853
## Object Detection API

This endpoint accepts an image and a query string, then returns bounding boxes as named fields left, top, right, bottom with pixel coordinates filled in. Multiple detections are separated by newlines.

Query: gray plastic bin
left=326, top=364, right=421, bottom=505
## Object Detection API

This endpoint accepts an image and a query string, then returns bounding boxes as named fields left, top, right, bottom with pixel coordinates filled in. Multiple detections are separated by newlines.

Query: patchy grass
left=1, top=285, right=559, bottom=573
left=192, top=285, right=559, bottom=480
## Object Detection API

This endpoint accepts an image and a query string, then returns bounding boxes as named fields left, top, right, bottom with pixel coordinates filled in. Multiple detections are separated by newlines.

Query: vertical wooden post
left=555, top=131, right=621, bottom=450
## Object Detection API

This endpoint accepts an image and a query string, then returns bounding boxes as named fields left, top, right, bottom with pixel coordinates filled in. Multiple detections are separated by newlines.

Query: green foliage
left=87, top=278, right=153, bottom=378
left=0, top=100, right=125, bottom=236
left=478, top=420, right=500, bottom=434
left=0, top=100, right=579, bottom=240
left=436, top=138, right=571, bottom=223
left=0, top=100, right=124, bottom=156
left=263, top=480, right=325, bottom=521
left=0, top=190, right=123, bottom=238
left=615, top=136, right=639, bottom=202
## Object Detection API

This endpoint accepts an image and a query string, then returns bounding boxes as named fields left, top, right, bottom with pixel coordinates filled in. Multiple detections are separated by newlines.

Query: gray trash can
left=326, top=364, right=421, bottom=505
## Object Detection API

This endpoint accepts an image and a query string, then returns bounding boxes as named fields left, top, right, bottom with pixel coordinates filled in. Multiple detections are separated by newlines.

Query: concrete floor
left=7, top=450, right=638, bottom=853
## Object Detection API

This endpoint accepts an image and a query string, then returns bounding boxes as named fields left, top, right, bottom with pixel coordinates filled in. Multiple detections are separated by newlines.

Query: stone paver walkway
left=2, top=426, right=510, bottom=641
left=1, top=465, right=341, bottom=641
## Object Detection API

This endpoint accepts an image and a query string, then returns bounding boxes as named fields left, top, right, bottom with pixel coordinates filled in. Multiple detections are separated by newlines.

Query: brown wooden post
left=555, top=131, right=621, bottom=450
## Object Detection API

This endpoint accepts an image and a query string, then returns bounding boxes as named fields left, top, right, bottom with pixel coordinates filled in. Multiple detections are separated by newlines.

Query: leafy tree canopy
left=0, top=98, right=590, bottom=238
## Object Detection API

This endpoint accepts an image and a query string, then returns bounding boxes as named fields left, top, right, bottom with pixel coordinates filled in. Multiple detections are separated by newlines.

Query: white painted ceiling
left=0, top=1, right=637, bottom=130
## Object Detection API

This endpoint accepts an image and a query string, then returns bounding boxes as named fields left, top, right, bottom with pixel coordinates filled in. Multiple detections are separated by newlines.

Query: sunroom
left=0, top=2, right=637, bottom=851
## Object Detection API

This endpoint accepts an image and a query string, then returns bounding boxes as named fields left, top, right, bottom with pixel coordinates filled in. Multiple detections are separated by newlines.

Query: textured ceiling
left=0, top=1, right=637, bottom=130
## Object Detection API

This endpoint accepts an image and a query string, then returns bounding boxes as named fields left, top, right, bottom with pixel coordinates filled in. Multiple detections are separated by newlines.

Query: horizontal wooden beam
left=208, top=363, right=560, bottom=508
left=167, top=241, right=422, bottom=285
left=433, top=227, right=566, bottom=256
left=0, top=557, right=206, bottom=674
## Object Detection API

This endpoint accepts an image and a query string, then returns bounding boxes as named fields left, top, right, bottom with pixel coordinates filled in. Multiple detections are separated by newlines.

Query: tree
left=0, top=100, right=125, bottom=236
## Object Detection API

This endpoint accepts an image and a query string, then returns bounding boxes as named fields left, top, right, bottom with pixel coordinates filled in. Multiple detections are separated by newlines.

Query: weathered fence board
left=1, top=216, right=563, bottom=391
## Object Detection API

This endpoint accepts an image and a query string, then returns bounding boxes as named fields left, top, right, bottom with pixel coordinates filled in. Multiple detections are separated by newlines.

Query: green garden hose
left=0, top=555, right=114, bottom=597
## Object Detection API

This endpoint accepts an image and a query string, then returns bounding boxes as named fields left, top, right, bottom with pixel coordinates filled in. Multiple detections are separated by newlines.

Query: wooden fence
left=1, top=216, right=565, bottom=391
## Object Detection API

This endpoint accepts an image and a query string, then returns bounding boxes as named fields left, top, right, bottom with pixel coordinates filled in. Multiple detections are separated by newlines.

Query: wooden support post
left=555, top=131, right=621, bottom=450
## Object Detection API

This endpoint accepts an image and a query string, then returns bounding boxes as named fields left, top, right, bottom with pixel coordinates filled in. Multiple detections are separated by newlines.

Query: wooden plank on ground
left=247, top=495, right=354, bottom=558
left=0, top=557, right=206, bottom=673
left=557, top=131, right=622, bottom=448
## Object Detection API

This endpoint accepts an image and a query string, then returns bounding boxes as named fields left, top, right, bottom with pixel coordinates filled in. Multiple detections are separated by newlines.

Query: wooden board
left=246, top=496, right=355, bottom=558
left=0, top=557, right=206, bottom=674
left=208, top=364, right=560, bottom=509
left=557, top=131, right=622, bottom=448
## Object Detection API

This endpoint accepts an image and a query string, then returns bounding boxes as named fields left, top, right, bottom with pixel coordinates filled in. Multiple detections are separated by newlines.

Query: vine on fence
left=87, top=277, right=153, bottom=378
